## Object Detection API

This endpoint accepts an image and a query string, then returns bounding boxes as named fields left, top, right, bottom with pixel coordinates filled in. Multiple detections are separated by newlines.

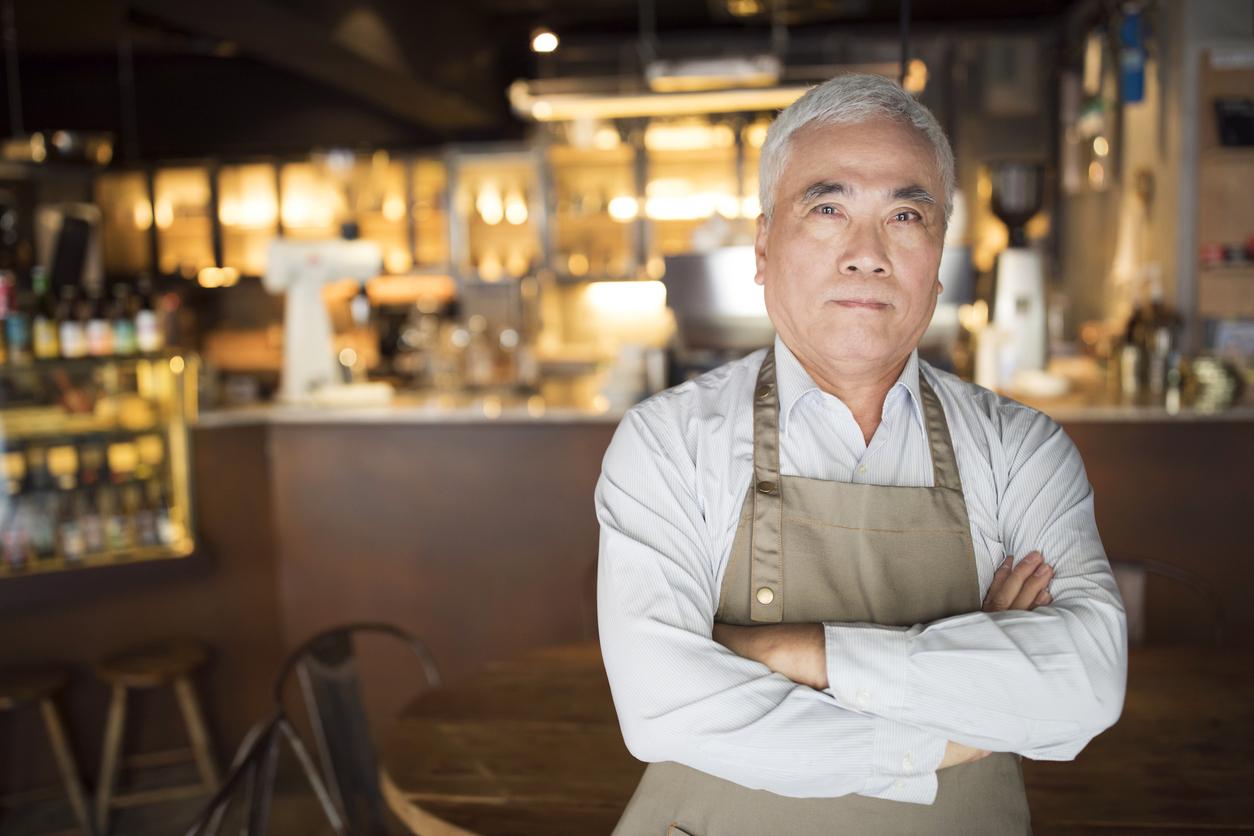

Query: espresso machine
left=989, top=162, right=1047, bottom=383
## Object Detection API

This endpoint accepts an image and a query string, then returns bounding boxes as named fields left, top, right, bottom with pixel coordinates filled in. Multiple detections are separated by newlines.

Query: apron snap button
left=756, top=384, right=773, bottom=401
left=756, top=586, right=775, bottom=604
left=756, top=480, right=777, bottom=495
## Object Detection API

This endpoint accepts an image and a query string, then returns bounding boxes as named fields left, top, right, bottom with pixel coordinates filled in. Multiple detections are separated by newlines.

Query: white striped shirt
left=595, top=336, right=1127, bottom=804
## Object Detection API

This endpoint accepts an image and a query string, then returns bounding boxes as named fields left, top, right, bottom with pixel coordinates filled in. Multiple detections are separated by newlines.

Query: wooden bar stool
left=0, top=667, right=96, bottom=835
left=93, top=641, right=220, bottom=835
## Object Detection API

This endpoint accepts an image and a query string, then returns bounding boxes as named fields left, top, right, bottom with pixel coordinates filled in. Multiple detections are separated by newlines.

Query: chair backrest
left=1110, top=556, right=1225, bottom=647
left=274, top=622, right=442, bottom=836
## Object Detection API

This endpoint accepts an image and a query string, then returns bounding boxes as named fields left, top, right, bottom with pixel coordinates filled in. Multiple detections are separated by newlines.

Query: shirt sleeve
left=597, top=404, right=950, bottom=802
left=822, top=407, right=1128, bottom=760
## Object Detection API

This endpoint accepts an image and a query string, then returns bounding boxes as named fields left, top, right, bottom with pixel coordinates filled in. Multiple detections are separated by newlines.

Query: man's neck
left=792, top=350, right=910, bottom=446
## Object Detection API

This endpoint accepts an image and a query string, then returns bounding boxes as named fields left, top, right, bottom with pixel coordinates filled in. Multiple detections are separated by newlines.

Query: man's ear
left=754, top=214, right=768, bottom=286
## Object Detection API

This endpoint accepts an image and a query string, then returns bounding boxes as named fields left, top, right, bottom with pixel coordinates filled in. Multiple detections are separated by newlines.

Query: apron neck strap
left=751, top=347, right=965, bottom=493
left=917, top=374, right=963, bottom=492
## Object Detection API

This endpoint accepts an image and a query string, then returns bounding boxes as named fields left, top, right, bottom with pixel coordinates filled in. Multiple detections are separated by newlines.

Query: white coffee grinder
left=262, top=234, right=384, bottom=404
left=989, top=162, right=1047, bottom=384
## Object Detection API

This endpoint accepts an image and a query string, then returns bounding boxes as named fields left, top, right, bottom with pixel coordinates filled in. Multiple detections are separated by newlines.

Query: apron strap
left=918, top=374, right=964, bottom=493
left=749, top=347, right=785, bottom=623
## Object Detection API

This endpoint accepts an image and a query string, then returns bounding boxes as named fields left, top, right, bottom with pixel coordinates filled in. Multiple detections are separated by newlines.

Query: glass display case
left=95, top=171, right=154, bottom=277
left=218, top=162, right=279, bottom=277
left=450, top=147, right=543, bottom=283
left=412, top=157, right=450, bottom=271
left=548, top=141, right=639, bottom=280
left=0, top=352, right=197, bottom=577
left=153, top=166, right=215, bottom=279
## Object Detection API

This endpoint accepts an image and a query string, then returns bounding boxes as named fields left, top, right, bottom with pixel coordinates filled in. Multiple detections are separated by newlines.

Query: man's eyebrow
left=891, top=185, right=936, bottom=205
left=799, top=181, right=848, bottom=203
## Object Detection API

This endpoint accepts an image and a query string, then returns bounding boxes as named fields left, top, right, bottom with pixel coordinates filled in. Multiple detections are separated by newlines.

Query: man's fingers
left=1010, top=557, right=1053, bottom=610
left=1034, top=590, right=1053, bottom=606
left=983, top=551, right=1048, bottom=612
left=982, top=556, right=1014, bottom=610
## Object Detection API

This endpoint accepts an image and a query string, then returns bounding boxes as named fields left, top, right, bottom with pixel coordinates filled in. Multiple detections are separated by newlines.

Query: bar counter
left=0, top=386, right=1249, bottom=801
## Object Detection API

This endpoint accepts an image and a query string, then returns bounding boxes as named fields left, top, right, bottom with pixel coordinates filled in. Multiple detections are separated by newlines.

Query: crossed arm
left=596, top=405, right=1128, bottom=801
left=713, top=552, right=1057, bottom=769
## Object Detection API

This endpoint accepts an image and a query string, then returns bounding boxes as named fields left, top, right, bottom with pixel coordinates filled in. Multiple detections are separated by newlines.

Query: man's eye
left=893, top=210, right=921, bottom=223
left=814, top=205, right=838, bottom=216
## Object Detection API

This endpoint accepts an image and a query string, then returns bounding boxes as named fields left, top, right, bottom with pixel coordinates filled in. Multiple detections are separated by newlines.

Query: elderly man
left=595, top=73, right=1127, bottom=835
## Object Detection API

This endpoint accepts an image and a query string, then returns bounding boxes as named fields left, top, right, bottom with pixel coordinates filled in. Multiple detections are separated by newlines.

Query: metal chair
left=183, top=622, right=441, bottom=836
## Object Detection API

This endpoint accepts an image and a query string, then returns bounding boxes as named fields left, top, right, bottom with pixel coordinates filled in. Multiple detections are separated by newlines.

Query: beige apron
left=613, top=348, right=1031, bottom=836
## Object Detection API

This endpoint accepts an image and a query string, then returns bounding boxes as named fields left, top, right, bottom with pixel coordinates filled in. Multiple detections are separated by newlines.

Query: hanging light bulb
left=476, top=183, right=504, bottom=225
left=504, top=188, right=529, bottom=225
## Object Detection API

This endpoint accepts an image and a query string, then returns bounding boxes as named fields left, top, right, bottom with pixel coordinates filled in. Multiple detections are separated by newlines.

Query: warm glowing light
left=567, top=252, right=590, bottom=276
left=132, top=201, right=153, bottom=230
left=608, top=195, right=639, bottom=222
left=903, top=59, right=929, bottom=94
left=740, top=194, right=761, bottom=218
left=644, top=121, right=735, bottom=152
left=1093, top=136, right=1110, bottom=157
left=476, top=184, right=504, bottom=225
left=197, top=266, right=240, bottom=288
left=154, top=200, right=174, bottom=229
left=531, top=29, right=558, bottom=53
left=593, top=126, right=621, bottom=150
left=743, top=120, right=770, bottom=149
left=482, top=395, right=503, bottom=419
left=338, top=347, right=358, bottom=367
left=382, top=194, right=406, bottom=222
left=1088, top=160, right=1106, bottom=189
left=385, top=249, right=412, bottom=274
left=478, top=250, right=504, bottom=282
left=504, top=189, right=528, bottom=225
left=585, top=280, right=667, bottom=316
left=169, top=356, right=186, bottom=374
left=506, top=249, right=530, bottom=277
left=526, top=395, right=546, bottom=417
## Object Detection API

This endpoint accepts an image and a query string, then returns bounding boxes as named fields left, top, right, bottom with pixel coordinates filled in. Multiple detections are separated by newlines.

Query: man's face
left=755, top=117, right=946, bottom=373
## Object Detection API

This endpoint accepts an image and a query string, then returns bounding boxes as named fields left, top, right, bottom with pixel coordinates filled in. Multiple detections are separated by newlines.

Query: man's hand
left=939, top=740, right=992, bottom=769
left=982, top=551, right=1053, bottom=612
left=711, top=622, right=827, bottom=689
left=714, top=552, right=1055, bottom=771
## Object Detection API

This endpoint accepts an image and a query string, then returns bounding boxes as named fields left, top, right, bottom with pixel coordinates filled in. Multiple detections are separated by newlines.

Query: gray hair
left=758, top=73, right=955, bottom=224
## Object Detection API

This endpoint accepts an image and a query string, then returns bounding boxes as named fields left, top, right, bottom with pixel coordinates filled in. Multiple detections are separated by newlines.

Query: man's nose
left=839, top=225, right=891, bottom=276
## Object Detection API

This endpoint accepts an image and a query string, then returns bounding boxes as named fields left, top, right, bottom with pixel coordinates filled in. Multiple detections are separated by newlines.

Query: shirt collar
left=773, top=335, right=925, bottom=437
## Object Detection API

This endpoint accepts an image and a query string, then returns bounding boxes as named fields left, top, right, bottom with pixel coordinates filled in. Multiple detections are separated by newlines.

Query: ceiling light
left=531, top=28, right=558, bottom=53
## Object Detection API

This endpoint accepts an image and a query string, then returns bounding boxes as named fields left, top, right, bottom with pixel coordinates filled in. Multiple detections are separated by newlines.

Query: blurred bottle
left=135, top=276, right=164, bottom=353
left=112, top=284, right=138, bottom=356
left=3, top=271, right=32, bottom=365
left=55, top=488, right=86, bottom=562
left=57, top=286, right=88, bottom=359
left=85, top=285, right=114, bottom=357
left=31, top=267, right=59, bottom=360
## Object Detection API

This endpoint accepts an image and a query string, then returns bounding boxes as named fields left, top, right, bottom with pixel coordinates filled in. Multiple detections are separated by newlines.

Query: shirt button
left=902, top=752, right=914, bottom=770
left=756, top=586, right=775, bottom=605
left=857, top=464, right=868, bottom=475
left=855, top=688, right=871, bottom=707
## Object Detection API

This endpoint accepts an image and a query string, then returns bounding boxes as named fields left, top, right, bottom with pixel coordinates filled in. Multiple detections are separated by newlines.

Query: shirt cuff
left=859, top=717, right=947, bottom=803
left=823, top=622, right=914, bottom=718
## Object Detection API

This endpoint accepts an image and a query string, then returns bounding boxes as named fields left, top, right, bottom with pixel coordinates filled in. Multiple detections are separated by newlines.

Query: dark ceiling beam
left=127, top=0, right=493, bottom=132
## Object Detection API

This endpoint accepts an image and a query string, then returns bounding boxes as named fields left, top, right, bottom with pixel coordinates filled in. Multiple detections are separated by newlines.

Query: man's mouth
left=832, top=299, right=892, bottom=310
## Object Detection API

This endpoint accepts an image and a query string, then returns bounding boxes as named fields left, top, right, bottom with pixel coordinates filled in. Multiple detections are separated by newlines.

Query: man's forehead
left=785, top=120, right=940, bottom=183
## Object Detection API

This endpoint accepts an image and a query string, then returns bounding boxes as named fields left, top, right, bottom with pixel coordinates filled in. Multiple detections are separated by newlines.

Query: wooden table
left=379, top=643, right=1254, bottom=836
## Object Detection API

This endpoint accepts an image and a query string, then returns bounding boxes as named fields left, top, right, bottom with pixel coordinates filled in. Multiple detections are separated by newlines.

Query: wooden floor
left=381, top=643, right=1254, bottom=835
